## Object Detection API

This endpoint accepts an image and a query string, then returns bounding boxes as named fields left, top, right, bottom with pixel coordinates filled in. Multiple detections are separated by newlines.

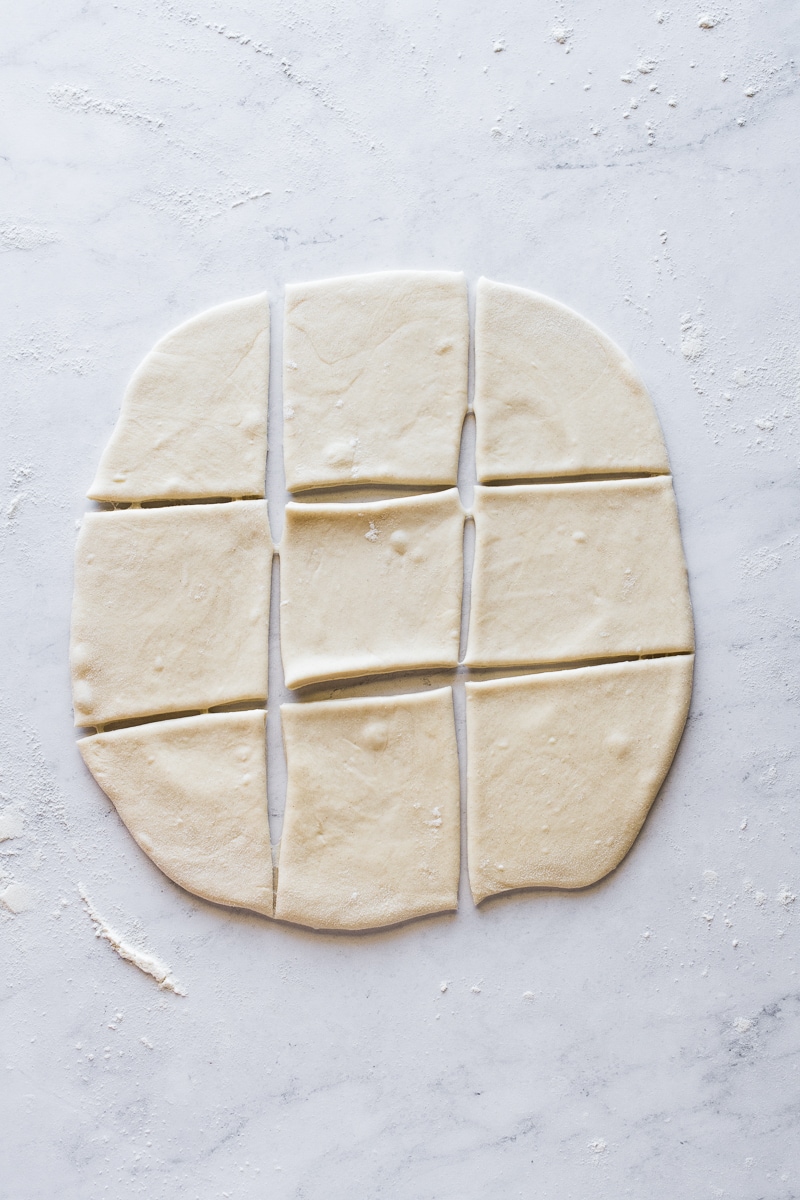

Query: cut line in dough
left=473, top=277, right=669, bottom=481
left=275, top=688, right=460, bottom=930
left=79, top=711, right=273, bottom=917
left=466, top=655, right=694, bottom=902
left=88, top=294, right=269, bottom=502
left=279, top=488, right=465, bottom=689
left=283, top=271, right=468, bottom=491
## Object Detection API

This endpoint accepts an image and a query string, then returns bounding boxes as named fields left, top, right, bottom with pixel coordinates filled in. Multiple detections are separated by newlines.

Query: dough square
left=279, top=489, right=464, bottom=689
left=89, top=294, right=269, bottom=502
left=466, top=656, right=694, bottom=901
left=71, top=500, right=272, bottom=726
left=283, top=271, right=469, bottom=491
left=473, top=278, right=669, bottom=481
left=465, top=477, right=694, bottom=668
left=275, top=688, right=460, bottom=930
left=79, top=711, right=273, bottom=916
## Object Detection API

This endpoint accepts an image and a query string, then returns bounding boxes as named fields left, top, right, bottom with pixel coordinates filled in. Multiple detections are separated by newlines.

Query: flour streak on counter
left=78, top=884, right=187, bottom=996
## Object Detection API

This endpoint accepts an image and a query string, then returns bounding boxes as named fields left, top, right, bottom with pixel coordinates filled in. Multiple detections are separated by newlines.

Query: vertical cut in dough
left=71, top=501, right=272, bottom=726
left=279, top=489, right=464, bottom=689
left=466, top=656, right=694, bottom=902
left=465, top=478, right=694, bottom=669
left=283, top=271, right=468, bottom=491
left=473, top=277, right=669, bottom=480
left=79, top=711, right=273, bottom=916
left=88, top=294, right=269, bottom=501
left=276, top=689, right=460, bottom=930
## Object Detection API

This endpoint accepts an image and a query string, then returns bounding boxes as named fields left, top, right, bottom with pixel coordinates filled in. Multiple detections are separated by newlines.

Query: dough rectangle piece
left=474, top=277, right=669, bottom=481
left=283, top=271, right=469, bottom=491
left=79, top=711, right=273, bottom=916
left=465, top=477, right=694, bottom=669
left=279, top=489, right=465, bottom=689
left=466, top=656, right=694, bottom=902
left=89, top=294, right=270, bottom=502
left=71, top=500, right=272, bottom=726
left=276, top=688, right=460, bottom=930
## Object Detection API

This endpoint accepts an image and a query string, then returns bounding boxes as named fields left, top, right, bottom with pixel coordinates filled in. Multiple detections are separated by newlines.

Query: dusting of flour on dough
left=78, top=884, right=186, bottom=995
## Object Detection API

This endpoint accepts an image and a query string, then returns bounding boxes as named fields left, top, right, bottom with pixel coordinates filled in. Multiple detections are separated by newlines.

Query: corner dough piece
left=71, top=501, right=272, bottom=726
left=280, top=489, right=464, bottom=689
left=474, top=278, right=669, bottom=480
left=283, top=271, right=468, bottom=491
left=276, top=689, right=460, bottom=930
left=465, top=478, right=694, bottom=668
left=79, top=711, right=273, bottom=916
left=466, top=656, right=694, bottom=902
left=88, top=294, right=269, bottom=501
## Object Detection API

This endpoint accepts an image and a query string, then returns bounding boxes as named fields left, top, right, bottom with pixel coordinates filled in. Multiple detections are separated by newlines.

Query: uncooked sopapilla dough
left=279, top=488, right=465, bottom=689
left=79, top=711, right=273, bottom=916
left=71, top=500, right=272, bottom=726
left=465, top=656, right=694, bottom=901
left=465, top=477, right=694, bottom=669
left=283, top=271, right=468, bottom=491
left=73, top=276, right=695, bottom=927
left=473, top=277, right=669, bottom=480
left=275, top=689, right=460, bottom=930
left=89, top=294, right=269, bottom=502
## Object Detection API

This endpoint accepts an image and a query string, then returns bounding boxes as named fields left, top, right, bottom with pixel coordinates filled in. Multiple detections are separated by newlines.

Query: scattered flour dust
left=0, top=883, right=35, bottom=914
left=78, top=884, right=186, bottom=995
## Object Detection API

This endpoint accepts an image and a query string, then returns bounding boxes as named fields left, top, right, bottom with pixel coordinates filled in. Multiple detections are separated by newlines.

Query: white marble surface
left=2, top=2, right=800, bottom=1196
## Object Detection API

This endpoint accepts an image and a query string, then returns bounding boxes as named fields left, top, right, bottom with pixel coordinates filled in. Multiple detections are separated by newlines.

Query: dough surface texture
left=279, top=489, right=464, bottom=689
left=80, top=711, right=273, bottom=916
left=89, top=294, right=269, bottom=502
left=283, top=271, right=468, bottom=491
left=466, top=656, right=694, bottom=902
left=465, top=478, right=694, bottom=669
left=473, top=277, right=669, bottom=481
left=276, top=689, right=460, bottom=930
left=71, top=501, right=272, bottom=726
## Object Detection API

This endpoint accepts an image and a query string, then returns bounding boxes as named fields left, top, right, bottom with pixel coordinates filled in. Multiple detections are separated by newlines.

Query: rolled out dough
left=71, top=500, right=272, bottom=726
left=276, top=689, right=460, bottom=930
left=279, top=489, right=465, bottom=689
left=72, top=277, right=696, bottom=930
left=473, top=277, right=669, bottom=481
left=283, top=271, right=468, bottom=491
left=465, top=656, right=694, bottom=902
left=465, top=477, right=694, bottom=669
left=88, top=294, right=269, bottom=502
left=80, top=711, right=273, bottom=916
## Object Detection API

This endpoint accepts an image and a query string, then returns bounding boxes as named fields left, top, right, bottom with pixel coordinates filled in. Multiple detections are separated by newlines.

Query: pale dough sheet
left=279, top=489, right=465, bottom=689
left=88, top=294, right=269, bottom=502
left=275, top=689, right=460, bottom=930
left=283, top=271, right=468, bottom=491
left=466, top=656, right=694, bottom=902
left=79, top=711, right=273, bottom=916
left=473, top=277, right=669, bottom=481
left=465, top=477, right=694, bottom=669
left=71, top=501, right=272, bottom=726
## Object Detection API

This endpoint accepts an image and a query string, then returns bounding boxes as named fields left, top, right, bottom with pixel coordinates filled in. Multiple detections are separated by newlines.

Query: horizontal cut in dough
left=88, top=294, right=269, bottom=501
left=279, top=489, right=464, bottom=689
left=79, top=711, right=273, bottom=916
left=466, top=656, right=694, bottom=901
left=474, top=277, right=669, bottom=481
left=283, top=271, right=468, bottom=491
left=71, top=501, right=272, bottom=726
left=465, top=478, right=694, bottom=669
left=276, top=689, right=460, bottom=930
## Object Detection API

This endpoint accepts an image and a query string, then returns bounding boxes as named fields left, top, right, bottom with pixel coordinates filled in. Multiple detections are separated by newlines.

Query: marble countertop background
left=2, top=2, right=799, bottom=1197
